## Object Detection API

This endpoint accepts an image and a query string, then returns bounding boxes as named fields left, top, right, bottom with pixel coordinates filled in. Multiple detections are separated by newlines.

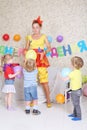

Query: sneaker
left=71, top=117, right=81, bottom=121
left=25, top=109, right=30, bottom=114
left=32, top=109, right=41, bottom=115
left=68, top=114, right=75, bottom=117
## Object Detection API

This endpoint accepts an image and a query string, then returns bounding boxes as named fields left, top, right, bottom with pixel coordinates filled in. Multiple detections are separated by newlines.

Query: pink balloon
left=13, top=66, right=23, bottom=79
left=83, top=84, right=87, bottom=97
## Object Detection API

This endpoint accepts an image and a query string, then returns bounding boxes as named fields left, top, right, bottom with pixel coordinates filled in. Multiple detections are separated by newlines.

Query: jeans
left=71, top=89, right=82, bottom=118
left=24, top=86, right=38, bottom=101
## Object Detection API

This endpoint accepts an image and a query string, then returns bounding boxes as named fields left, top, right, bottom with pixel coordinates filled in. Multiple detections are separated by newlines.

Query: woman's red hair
left=32, top=16, right=43, bottom=27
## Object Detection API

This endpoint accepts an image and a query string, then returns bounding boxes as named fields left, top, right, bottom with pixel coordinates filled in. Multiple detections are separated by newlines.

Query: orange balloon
left=13, top=34, right=21, bottom=41
left=56, top=94, right=65, bottom=104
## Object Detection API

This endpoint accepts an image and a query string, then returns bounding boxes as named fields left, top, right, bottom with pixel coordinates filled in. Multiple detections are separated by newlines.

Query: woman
left=25, top=16, right=51, bottom=107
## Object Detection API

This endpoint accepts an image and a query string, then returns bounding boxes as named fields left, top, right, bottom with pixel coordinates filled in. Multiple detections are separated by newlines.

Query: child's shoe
left=68, top=114, right=75, bottom=117
left=25, top=109, right=30, bottom=114
left=32, top=109, right=41, bottom=115
left=71, top=117, right=81, bottom=121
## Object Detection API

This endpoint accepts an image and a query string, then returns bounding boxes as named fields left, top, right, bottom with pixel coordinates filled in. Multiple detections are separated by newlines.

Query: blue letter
left=4, top=46, right=14, bottom=55
left=63, top=45, right=72, bottom=56
left=77, top=40, right=87, bottom=52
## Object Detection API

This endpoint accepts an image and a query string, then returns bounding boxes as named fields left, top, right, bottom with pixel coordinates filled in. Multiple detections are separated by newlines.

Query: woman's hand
left=40, top=52, right=45, bottom=60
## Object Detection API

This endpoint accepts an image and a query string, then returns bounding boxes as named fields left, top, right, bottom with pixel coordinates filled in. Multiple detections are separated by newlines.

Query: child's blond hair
left=71, top=56, right=84, bottom=69
left=24, top=59, right=36, bottom=72
left=1, top=54, right=13, bottom=65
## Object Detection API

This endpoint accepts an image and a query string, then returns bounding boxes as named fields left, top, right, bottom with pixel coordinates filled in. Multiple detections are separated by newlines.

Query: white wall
left=0, top=0, right=87, bottom=100
left=0, top=0, right=87, bottom=67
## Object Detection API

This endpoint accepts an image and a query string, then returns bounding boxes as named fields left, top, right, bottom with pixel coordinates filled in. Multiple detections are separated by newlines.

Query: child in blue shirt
left=23, top=59, right=41, bottom=115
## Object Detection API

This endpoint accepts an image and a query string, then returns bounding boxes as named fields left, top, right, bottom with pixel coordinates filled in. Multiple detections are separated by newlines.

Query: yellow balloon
left=25, top=50, right=37, bottom=60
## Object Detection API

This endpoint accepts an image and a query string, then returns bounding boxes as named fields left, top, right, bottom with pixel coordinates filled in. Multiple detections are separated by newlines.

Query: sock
left=26, top=106, right=30, bottom=110
left=33, top=105, right=38, bottom=110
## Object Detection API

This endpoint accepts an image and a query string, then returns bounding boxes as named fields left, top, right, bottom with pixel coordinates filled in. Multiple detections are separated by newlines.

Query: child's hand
left=9, top=74, right=13, bottom=78
left=62, top=76, right=70, bottom=81
left=15, top=71, right=21, bottom=76
left=0, top=66, right=2, bottom=75
left=8, top=71, right=21, bottom=78
left=0, top=66, right=2, bottom=70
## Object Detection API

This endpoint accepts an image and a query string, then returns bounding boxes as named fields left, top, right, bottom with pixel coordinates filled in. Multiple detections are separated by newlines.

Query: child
left=25, top=16, right=51, bottom=107
left=0, top=65, right=3, bottom=99
left=2, top=54, right=20, bottom=111
left=23, top=58, right=41, bottom=115
left=64, top=56, right=84, bottom=121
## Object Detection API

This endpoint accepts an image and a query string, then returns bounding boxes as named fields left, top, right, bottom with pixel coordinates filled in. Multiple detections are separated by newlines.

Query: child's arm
left=0, top=66, right=2, bottom=72
left=62, top=76, right=70, bottom=81
left=8, top=71, right=20, bottom=78
left=0, top=66, right=3, bottom=75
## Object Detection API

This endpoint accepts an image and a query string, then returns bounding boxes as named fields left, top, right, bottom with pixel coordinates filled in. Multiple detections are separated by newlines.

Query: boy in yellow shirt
left=64, top=56, right=84, bottom=121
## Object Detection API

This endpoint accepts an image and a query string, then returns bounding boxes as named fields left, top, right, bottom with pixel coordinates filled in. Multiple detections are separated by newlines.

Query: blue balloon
left=47, top=36, right=53, bottom=43
left=61, top=68, right=72, bottom=77
left=46, top=52, right=51, bottom=57
left=44, top=47, right=47, bottom=51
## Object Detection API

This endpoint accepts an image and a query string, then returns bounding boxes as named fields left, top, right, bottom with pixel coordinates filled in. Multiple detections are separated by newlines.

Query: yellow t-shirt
left=26, top=34, right=46, bottom=50
left=69, top=69, right=82, bottom=90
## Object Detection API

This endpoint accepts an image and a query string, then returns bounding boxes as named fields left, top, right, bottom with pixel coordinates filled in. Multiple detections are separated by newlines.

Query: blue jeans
left=24, top=86, right=38, bottom=101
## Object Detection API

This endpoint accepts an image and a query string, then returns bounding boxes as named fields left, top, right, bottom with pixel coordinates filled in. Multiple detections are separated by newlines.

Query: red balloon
left=2, top=34, right=10, bottom=41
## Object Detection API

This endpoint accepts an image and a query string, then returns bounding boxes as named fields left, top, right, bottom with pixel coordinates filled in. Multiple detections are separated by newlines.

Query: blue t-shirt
left=23, top=69, right=38, bottom=88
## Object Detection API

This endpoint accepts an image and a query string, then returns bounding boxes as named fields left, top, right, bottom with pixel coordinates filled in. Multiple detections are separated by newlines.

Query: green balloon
left=0, top=46, right=5, bottom=55
left=82, top=75, right=87, bottom=84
